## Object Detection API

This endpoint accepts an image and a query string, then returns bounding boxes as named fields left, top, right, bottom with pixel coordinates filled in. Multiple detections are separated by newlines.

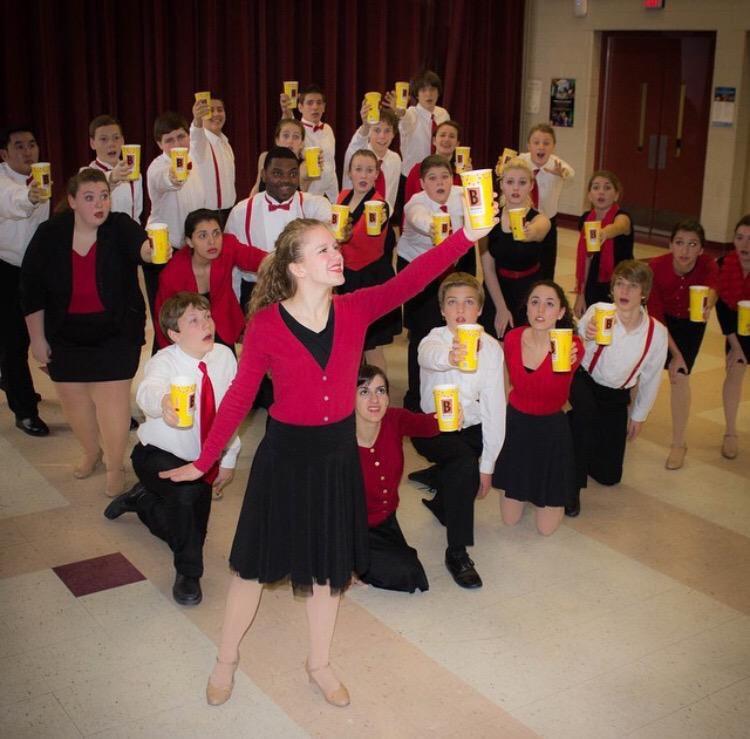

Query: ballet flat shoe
left=73, top=450, right=103, bottom=479
left=721, top=435, right=738, bottom=460
left=665, top=445, right=687, bottom=470
left=305, top=662, right=350, bottom=707
left=206, top=658, right=238, bottom=706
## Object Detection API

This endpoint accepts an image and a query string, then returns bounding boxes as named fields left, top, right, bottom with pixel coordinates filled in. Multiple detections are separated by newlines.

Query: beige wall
left=521, top=0, right=750, bottom=242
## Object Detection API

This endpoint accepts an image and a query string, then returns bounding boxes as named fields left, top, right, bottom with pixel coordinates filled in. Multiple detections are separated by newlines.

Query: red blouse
left=194, top=229, right=475, bottom=471
left=69, top=242, right=105, bottom=314
left=503, top=326, right=583, bottom=415
left=337, top=189, right=387, bottom=271
left=359, top=407, right=438, bottom=526
left=648, top=253, right=719, bottom=322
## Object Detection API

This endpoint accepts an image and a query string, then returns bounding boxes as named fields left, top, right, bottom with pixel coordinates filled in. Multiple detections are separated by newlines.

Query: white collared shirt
left=301, top=119, right=338, bottom=201
left=86, top=159, right=143, bottom=222
left=397, top=186, right=465, bottom=263
left=398, top=104, right=450, bottom=175
left=189, top=125, right=236, bottom=210
left=0, top=162, right=50, bottom=266
left=342, top=127, right=402, bottom=214
left=418, top=325, right=506, bottom=474
left=136, top=343, right=241, bottom=468
left=578, top=304, right=668, bottom=423
left=518, top=152, right=574, bottom=219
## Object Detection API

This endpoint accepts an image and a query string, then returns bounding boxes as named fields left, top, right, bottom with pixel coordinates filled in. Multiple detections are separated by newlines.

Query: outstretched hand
left=461, top=193, right=499, bottom=242
left=159, top=463, right=202, bottom=482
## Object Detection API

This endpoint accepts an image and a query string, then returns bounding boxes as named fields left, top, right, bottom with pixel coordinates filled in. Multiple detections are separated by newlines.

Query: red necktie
left=265, top=195, right=291, bottom=212
left=430, top=114, right=437, bottom=154
left=26, top=176, right=34, bottom=186
left=209, top=142, right=222, bottom=209
left=374, top=161, right=385, bottom=200
left=198, top=361, right=219, bottom=484
left=531, top=169, right=540, bottom=209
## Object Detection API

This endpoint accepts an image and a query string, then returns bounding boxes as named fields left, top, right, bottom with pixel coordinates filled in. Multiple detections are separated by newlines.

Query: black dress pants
left=411, top=423, right=482, bottom=548
left=0, top=260, right=39, bottom=420
left=131, top=443, right=212, bottom=578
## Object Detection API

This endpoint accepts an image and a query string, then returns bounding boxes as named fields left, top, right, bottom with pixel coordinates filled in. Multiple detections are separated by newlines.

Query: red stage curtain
left=1, top=0, right=525, bottom=217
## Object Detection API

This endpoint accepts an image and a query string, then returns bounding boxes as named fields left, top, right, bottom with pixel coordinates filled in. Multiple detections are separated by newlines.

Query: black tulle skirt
left=229, top=414, right=370, bottom=595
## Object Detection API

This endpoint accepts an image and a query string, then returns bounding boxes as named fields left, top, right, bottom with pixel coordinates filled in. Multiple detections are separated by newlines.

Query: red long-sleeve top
left=647, top=253, right=719, bottom=322
left=359, top=407, right=439, bottom=526
left=194, top=229, right=475, bottom=471
left=154, top=233, right=266, bottom=347
left=503, top=326, right=583, bottom=415
left=69, top=242, right=105, bottom=313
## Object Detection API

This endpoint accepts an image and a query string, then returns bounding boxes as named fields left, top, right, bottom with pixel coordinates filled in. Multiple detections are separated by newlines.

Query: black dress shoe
left=173, top=574, right=202, bottom=606
left=129, top=416, right=139, bottom=431
left=103, top=483, right=146, bottom=520
left=445, top=549, right=482, bottom=589
left=564, top=490, right=581, bottom=518
left=15, top=416, right=50, bottom=437
left=421, top=497, right=446, bottom=526
left=408, top=465, right=439, bottom=490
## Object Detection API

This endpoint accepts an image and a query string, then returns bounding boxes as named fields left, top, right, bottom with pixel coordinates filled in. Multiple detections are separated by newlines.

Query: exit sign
left=643, top=0, right=666, bottom=7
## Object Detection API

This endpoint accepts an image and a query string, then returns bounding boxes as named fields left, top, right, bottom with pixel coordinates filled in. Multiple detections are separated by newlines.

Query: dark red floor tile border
left=53, top=552, right=145, bottom=597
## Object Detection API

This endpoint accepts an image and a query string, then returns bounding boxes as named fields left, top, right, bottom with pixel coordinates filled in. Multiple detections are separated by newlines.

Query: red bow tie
left=265, top=196, right=291, bottom=212
left=303, top=122, right=324, bottom=133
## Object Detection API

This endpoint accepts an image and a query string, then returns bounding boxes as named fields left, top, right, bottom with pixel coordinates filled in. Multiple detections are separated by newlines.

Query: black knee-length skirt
left=229, top=414, right=370, bottom=595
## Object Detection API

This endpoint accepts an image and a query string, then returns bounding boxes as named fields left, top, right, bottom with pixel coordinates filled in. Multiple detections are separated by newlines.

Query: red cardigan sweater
left=194, top=229, right=475, bottom=471
left=154, top=233, right=266, bottom=347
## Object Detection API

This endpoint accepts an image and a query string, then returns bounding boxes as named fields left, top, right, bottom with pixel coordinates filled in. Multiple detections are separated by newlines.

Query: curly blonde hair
left=247, top=218, right=323, bottom=318
left=497, top=156, right=535, bottom=209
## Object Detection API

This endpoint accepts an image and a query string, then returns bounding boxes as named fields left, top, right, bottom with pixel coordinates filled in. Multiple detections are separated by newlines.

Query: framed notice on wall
left=711, top=87, right=736, bottom=127
left=550, top=78, right=575, bottom=127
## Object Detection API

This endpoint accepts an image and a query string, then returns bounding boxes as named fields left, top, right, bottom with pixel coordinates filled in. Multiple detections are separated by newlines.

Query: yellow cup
left=460, top=169, right=494, bottom=230
left=594, top=303, right=616, bottom=345
left=283, top=80, right=298, bottom=107
left=31, top=162, right=51, bottom=199
left=304, top=146, right=321, bottom=178
left=121, top=144, right=141, bottom=181
left=147, top=223, right=170, bottom=264
left=170, top=148, right=189, bottom=181
left=365, top=92, right=381, bottom=124
left=433, top=385, right=460, bottom=432
left=456, top=324, right=483, bottom=372
left=689, top=285, right=709, bottom=322
left=170, top=376, right=196, bottom=428
left=550, top=328, right=573, bottom=372
left=508, top=208, right=526, bottom=241
left=395, top=81, right=410, bottom=109
left=432, top=213, right=452, bottom=245
left=455, top=146, right=471, bottom=174
left=331, top=204, right=349, bottom=240
left=585, top=221, right=602, bottom=253
left=496, top=147, right=518, bottom=175
left=737, top=300, right=750, bottom=336
left=194, top=91, right=211, bottom=120
left=364, top=200, right=385, bottom=236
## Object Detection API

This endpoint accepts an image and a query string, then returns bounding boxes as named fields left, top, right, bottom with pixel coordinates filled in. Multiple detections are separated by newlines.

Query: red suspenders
left=587, top=316, right=655, bottom=388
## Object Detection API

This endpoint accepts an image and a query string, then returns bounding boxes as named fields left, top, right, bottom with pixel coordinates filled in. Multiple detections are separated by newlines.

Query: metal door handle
left=675, top=83, right=686, bottom=157
left=638, top=83, right=648, bottom=151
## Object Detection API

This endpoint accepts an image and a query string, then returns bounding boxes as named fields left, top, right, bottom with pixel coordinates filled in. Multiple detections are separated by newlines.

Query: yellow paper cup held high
left=508, top=208, right=526, bottom=241
left=433, top=385, right=460, bottom=432
left=364, top=200, right=385, bottom=236
left=455, top=146, right=471, bottom=174
left=432, top=212, right=452, bottom=245
left=31, top=162, right=51, bottom=199
left=147, top=223, right=170, bottom=265
left=364, top=92, right=381, bottom=124
left=121, top=144, right=141, bottom=181
left=456, top=324, right=483, bottom=372
left=395, top=81, right=410, bottom=110
left=283, top=80, right=298, bottom=107
left=550, top=328, right=573, bottom=372
left=738, top=301, right=750, bottom=337
left=170, top=376, right=196, bottom=429
left=331, top=204, right=349, bottom=240
left=594, top=303, right=616, bottom=345
left=460, top=169, right=494, bottom=230
left=585, top=221, right=602, bottom=253
left=170, top=148, right=189, bottom=181
left=496, top=147, right=518, bottom=176
left=194, top=91, right=211, bottom=120
left=304, top=146, right=321, bottom=178
left=689, top=285, right=709, bottom=322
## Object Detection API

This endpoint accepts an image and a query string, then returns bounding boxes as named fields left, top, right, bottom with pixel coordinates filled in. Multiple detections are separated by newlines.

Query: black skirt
left=493, top=405, right=576, bottom=508
left=229, top=414, right=370, bottom=595
left=48, top=312, right=141, bottom=382
left=664, top=314, right=706, bottom=373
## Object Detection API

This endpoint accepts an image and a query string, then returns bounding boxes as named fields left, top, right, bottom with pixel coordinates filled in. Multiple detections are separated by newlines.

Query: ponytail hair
left=54, top=167, right=109, bottom=215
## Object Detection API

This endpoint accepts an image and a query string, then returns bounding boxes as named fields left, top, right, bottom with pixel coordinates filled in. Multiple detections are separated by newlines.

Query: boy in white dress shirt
left=86, top=115, right=143, bottom=222
left=104, top=293, right=240, bottom=606
left=397, top=155, right=474, bottom=410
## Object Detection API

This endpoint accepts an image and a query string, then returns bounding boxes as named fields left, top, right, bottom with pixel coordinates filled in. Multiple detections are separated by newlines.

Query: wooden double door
left=596, top=32, right=715, bottom=235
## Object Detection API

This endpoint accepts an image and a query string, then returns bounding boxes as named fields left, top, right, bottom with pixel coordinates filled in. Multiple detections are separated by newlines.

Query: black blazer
left=21, top=210, right=148, bottom=345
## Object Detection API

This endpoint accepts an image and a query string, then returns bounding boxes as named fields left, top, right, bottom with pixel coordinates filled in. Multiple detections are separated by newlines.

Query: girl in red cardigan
left=160, top=202, right=498, bottom=708
left=153, top=209, right=266, bottom=349
left=493, top=281, right=582, bottom=536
